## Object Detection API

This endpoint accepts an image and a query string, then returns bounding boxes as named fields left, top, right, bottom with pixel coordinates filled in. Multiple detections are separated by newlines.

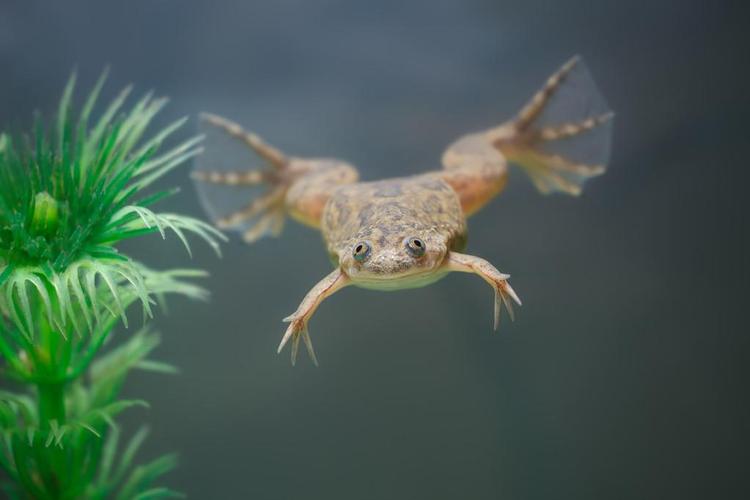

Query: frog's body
left=193, top=57, right=613, bottom=365
left=322, top=175, right=466, bottom=290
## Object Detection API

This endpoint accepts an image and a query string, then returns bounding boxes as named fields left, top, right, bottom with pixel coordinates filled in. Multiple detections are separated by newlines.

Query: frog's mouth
left=346, top=265, right=450, bottom=291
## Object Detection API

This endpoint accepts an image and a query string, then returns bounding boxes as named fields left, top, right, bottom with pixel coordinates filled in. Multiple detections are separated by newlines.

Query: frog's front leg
left=278, top=268, right=351, bottom=366
left=446, top=252, right=522, bottom=330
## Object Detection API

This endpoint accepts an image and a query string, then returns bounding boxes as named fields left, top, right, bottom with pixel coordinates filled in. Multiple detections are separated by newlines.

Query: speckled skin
left=193, top=57, right=613, bottom=364
left=321, top=175, right=467, bottom=289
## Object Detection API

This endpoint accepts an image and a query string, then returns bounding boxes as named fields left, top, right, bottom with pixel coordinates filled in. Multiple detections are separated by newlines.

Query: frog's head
left=339, top=228, right=449, bottom=288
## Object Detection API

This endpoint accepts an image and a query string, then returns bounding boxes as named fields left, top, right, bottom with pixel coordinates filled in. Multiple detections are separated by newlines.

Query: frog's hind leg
left=491, top=56, right=614, bottom=196
left=193, top=113, right=359, bottom=243
left=439, top=56, right=613, bottom=213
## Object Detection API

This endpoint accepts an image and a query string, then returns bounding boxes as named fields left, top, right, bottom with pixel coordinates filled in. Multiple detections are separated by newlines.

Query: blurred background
left=1, top=1, right=746, bottom=498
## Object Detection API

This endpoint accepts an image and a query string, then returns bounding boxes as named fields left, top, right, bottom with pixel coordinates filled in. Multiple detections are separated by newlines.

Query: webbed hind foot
left=492, top=56, right=614, bottom=195
left=192, top=113, right=359, bottom=240
left=192, top=113, right=294, bottom=242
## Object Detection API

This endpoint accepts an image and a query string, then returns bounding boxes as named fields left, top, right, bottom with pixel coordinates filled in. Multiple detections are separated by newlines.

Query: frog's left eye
left=353, top=241, right=371, bottom=262
left=405, top=237, right=426, bottom=257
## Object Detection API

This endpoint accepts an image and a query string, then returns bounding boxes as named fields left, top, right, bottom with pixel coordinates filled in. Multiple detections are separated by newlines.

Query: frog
left=192, top=56, right=613, bottom=365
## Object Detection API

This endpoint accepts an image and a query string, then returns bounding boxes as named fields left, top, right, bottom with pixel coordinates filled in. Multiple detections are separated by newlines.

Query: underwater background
left=1, top=1, right=745, bottom=498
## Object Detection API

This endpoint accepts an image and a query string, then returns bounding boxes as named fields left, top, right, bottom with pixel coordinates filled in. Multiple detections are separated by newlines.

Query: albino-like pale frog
left=193, top=57, right=613, bottom=365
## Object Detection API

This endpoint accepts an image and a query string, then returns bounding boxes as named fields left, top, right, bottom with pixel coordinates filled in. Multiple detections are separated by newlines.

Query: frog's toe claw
left=503, top=280, right=522, bottom=307
left=278, top=320, right=295, bottom=353
left=300, top=329, right=319, bottom=367
left=278, top=316, right=318, bottom=366
left=493, top=289, right=502, bottom=330
left=493, top=279, right=521, bottom=330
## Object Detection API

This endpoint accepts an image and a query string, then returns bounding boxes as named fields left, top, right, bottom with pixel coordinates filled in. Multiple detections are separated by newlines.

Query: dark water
left=1, top=1, right=746, bottom=498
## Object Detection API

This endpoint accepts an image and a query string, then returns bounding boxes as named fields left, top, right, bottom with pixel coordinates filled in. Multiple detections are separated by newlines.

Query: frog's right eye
left=353, top=241, right=371, bottom=262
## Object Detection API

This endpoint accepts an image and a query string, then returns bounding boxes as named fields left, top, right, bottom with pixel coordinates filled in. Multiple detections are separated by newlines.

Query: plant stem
left=37, top=381, right=67, bottom=495
left=37, top=381, right=66, bottom=425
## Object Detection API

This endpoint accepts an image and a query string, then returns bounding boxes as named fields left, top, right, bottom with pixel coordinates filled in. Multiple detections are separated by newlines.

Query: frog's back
left=321, top=175, right=467, bottom=256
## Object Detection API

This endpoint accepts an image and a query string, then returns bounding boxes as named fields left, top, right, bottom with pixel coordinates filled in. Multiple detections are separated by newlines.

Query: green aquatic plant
left=0, top=73, right=225, bottom=499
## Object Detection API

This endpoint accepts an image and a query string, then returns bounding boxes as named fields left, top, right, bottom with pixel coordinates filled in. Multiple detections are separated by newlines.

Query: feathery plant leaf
left=0, top=73, right=218, bottom=498
left=0, top=71, right=225, bottom=330
left=0, top=320, right=189, bottom=498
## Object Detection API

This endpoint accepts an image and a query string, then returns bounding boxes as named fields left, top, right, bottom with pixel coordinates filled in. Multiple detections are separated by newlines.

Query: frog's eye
left=405, top=237, right=426, bottom=257
left=352, top=241, right=371, bottom=262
